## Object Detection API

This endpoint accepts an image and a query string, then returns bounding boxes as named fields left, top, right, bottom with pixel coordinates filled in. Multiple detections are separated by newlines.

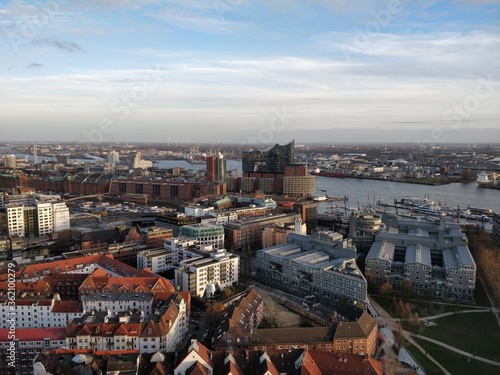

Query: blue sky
left=1, top=0, right=499, bottom=144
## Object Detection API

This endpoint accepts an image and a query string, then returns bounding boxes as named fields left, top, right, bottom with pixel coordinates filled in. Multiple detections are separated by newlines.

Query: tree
left=380, top=282, right=393, bottom=297
left=402, top=302, right=412, bottom=320
left=409, top=312, right=422, bottom=335
left=395, top=299, right=407, bottom=319
left=393, top=323, right=404, bottom=349
left=401, top=280, right=413, bottom=297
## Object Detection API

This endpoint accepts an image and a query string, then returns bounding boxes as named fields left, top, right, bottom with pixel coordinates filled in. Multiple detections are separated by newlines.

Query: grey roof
left=405, top=244, right=431, bottom=266
left=366, top=241, right=395, bottom=262
left=83, top=293, right=154, bottom=302
left=443, top=246, right=475, bottom=269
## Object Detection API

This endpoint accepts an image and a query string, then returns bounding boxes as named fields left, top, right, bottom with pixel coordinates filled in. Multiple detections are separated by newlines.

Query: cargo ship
left=310, top=168, right=346, bottom=178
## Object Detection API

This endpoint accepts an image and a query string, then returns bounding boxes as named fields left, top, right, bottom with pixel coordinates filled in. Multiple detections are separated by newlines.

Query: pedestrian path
left=421, top=309, right=492, bottom=321
left=370, top=297, right=451, bottom=375
left=413, top=334, right=500, bottom=367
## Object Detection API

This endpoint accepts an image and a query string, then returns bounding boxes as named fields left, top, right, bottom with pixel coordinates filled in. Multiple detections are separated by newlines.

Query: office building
left=255, top=231, right=367, bottom=307
left=365, top=215, right=476, bottom=301
left=283, top=175, right=316, bottom=197
left=206, top=153, right=226, bottom=183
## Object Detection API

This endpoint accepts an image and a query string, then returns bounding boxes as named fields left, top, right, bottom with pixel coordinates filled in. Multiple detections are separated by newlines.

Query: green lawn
left=372, top=295, right=473, bottom=318
left=415, top=339, right=500, bottom=375
left=404, top=342, right=443, bottom=375
left=418, top=312, right=500, bottom=362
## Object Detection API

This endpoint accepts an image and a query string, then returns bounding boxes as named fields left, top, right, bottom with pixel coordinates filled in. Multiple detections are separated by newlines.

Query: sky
left=1, top=0, right=499, bottom=145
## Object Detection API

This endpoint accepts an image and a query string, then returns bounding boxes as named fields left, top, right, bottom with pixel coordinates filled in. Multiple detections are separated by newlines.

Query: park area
left=418, top=311, right=500, bottom=362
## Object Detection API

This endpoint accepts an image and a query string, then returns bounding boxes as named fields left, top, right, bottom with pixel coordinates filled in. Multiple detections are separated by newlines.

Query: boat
left=476, top=172, right=490, bottom=184
left=413, top=205, right=446, bottom=217
left=313, top=196, right=328, bottom=202
left=310, top=168, right=346, bottom=178
left=279, top=201, right=295, bottom=209
left=320, top=189, right=327, bottom=192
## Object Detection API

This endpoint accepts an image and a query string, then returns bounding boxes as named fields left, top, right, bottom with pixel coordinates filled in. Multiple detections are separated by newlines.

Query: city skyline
left=1, top=0, right=499, bottom=144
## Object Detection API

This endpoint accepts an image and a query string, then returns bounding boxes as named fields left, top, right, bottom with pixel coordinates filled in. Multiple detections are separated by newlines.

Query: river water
left=314, top=176, right=499, bottom=214
left=157, top=159, right=499, bottom=214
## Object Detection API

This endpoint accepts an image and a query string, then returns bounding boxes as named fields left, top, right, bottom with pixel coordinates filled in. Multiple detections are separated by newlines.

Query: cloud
left=150, top=9, right=253, bottom=34
left=31, top=39, right=84, bottom=53
left=27, top=63, right=43, bottom=69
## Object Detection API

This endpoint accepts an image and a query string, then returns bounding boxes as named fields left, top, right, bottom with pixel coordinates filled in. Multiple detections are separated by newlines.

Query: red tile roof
left=51, top=300, right=82, bottom=313
left=0, top=328, right=66, bottom=341
left=301, top=349, right=381, bottom=375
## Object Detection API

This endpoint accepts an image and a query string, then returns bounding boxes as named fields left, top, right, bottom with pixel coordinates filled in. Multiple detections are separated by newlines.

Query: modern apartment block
left=255, top=231, right=368, bottom=307
left=224, top=212, right=301, bottom=252
left=180, top=222, right=225, bottom=250
left=175, top=248, right=240, bottom=298
left=52, top=202, right=70, bottom=233
left=36, top=203, right=53, bottom=236
left=2, top=200, right=70, bottom=238
left=6, top=203, right=24, bottom=236
left=137, top=247, right=176, bottom=273
left=365, top=215, right=476, bottom=301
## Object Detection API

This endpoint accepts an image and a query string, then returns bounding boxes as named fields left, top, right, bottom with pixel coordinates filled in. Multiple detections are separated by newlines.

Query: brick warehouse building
left=108, top=178, right=226, bottom=201
left=0, top=172, right=226, bottom=202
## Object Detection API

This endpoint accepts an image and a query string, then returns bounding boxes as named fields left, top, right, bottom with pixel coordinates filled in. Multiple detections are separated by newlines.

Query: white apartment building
left=52, top=202, right=70, bottom=232
left=5, top=201, right=69, bottom=238
left=164, top=237, right=199, bottom=264
left=66, top=293, right=189, bottom=354
left=175, top=249, right=239, bottom=298
left=6, top=203, right=24, bottom=237
left=184, top=205, right=215, bottom=217
left=36, top=203, right=53, bottom=236
left=137, top=248, right=176, bottom=273
left=81, top=292, right=154, bottom=316
left=0, top=296, right=82, bottom=329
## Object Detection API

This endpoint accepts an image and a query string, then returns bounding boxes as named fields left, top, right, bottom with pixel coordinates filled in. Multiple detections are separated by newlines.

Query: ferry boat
left=413, top=205, right=446, bottom=217
left=476, top=172, right=490, bottom=184
left=310, top=168, right=346, bottom=178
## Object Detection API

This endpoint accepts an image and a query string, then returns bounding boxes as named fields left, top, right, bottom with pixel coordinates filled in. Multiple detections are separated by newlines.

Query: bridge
left=64, top=193, right=105, bottom=202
